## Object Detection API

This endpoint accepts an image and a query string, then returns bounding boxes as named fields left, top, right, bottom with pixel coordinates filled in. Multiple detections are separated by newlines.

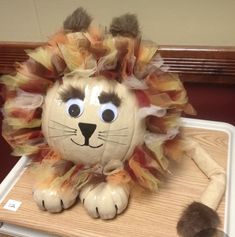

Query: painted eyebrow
left=59, top=86, right=85, bottom=102
left=98, top=92, right=121, bottom=107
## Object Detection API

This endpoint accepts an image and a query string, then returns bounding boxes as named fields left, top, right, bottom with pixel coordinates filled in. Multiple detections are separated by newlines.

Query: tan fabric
left=183, top=138, right=226, bottom=210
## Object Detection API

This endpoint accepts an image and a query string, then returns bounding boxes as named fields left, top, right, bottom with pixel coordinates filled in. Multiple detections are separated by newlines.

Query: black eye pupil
left=102, top=109, right=115, bottom=122
left=68, top=104, right=80, bottom=117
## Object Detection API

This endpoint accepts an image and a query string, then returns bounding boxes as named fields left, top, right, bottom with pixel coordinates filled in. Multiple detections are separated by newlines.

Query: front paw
left=80, top=182, right=130, bottom=219
left=33, top=186, right=78, bottom=213
left=177, top=202, right=220, bottom=237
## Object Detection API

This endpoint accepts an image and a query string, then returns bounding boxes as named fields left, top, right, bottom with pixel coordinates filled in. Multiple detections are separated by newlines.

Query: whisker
left=47, top=133, right=76, bottom=139
left=98, top=134, right=128, bottom=138
left=49, top=126, right=77, bottom=133
left=98, top=127, right=128, bottom=133
left=50, top=120, right=76, bottom=131
left=98, top=137, right=127, bottom=145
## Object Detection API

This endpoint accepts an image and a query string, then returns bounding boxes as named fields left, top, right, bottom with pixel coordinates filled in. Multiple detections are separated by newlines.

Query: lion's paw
left=33, top=186, right=78, bottom=213
left=80, top=182, right=130, bottom=219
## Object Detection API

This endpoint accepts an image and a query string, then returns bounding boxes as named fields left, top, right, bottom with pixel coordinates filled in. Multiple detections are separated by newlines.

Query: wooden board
left=0, top=127, right=228, bottom=237
left=1, top=43, right=235, bottom=83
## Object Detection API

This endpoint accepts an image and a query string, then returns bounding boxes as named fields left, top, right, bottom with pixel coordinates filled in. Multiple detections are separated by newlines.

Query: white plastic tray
left=0, top=118, right=234, bottom=237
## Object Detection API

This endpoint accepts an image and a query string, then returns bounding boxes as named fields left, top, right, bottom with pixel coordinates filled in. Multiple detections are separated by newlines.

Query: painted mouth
left=71, top=138, right=103, bottom=149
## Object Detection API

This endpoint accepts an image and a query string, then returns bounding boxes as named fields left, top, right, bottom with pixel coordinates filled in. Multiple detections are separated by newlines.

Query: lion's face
left=42, top=75, right=145, bottom=167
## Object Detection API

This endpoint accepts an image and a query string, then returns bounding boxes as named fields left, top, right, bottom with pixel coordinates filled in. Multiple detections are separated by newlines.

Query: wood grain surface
left=0, top=127, right=228, bottom=237
left=1, top=42, right=235, bottom=83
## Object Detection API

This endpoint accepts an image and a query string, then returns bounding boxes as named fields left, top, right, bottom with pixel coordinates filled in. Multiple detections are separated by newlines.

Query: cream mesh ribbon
left=183, top=138, right=226, bottom=210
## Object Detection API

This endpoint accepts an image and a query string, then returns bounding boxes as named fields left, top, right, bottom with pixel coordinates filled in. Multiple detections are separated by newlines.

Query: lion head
left=1, top=8, right=195, bottom=191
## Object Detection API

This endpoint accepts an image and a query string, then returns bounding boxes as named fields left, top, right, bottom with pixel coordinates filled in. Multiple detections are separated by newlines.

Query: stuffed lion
left=0, top=8, right=226, bottom=237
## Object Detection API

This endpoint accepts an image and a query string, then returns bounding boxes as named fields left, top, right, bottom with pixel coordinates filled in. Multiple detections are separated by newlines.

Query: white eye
left=66, top=98, right=84, bottom=118
left=99, top=102, right=118, bottom=123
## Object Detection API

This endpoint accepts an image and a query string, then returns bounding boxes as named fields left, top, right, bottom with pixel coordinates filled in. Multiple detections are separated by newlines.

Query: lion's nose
left=78, top=122, right=97, bottom=142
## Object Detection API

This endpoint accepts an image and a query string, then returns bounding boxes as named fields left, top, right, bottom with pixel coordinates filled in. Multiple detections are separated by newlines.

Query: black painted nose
left=78, top=122, right=97, bottom=142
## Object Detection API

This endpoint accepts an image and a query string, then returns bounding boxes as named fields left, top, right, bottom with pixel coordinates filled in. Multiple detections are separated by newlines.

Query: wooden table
left=0, top=119, right=234, bottom=237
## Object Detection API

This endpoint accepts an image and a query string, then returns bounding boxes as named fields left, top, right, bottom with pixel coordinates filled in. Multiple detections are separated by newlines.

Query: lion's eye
left=99, top=103, right=118, bottom=123
left=66, top=98, right=84, bottom=118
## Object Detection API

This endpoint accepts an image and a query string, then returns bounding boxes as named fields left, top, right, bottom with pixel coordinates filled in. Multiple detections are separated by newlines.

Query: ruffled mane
left=0, top=8, right=196, bottom=191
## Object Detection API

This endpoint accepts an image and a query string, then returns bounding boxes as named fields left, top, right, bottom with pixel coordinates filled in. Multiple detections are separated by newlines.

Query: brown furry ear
left=110, top=13, right=140, bottom=38
left=63, top=7, right=92, bottom=32
left=177, top=202, right=220, bottom=237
